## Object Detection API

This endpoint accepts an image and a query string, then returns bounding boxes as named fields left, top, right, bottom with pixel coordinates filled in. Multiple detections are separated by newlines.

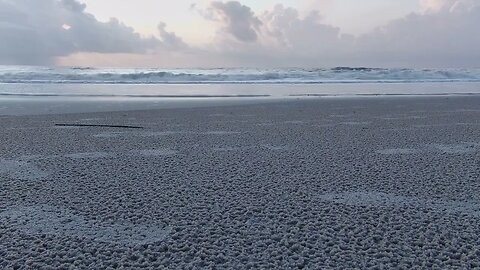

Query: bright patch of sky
left=310, top=0, right=421, bottom=34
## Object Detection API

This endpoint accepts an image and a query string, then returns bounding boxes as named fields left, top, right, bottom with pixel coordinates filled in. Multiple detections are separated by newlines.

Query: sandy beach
left=1, top=96, right=480, bottom=269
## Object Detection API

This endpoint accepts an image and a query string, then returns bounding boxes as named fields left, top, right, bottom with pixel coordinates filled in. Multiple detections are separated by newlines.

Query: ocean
left=1, top=66, right=480, bottom=97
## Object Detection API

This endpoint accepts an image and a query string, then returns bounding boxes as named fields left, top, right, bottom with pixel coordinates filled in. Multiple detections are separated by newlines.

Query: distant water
left=1, top=66, right=480, bottom=97
left=2, top=66, right=480, bottom=84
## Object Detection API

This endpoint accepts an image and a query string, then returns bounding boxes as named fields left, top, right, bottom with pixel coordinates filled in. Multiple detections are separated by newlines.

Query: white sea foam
left=1, top=66, right=480, bottom=85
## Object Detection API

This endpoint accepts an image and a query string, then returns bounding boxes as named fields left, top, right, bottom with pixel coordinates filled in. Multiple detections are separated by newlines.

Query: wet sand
left=1, top=96, right=480, bottom=269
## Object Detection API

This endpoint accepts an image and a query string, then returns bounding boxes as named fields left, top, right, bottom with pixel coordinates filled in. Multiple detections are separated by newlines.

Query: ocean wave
left=0, top=92, right=271, bottom=98
left=2, top=91, right=479, bottom=98
left=1, top=66, right=480, bottom=84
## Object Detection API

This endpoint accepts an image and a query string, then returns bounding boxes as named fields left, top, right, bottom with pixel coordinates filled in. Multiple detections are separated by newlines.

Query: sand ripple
left=0, top=205, right=170, bottom=246
left=0, top=159, right=48, bottom=180
left=318, top=192, right=480, bottom=217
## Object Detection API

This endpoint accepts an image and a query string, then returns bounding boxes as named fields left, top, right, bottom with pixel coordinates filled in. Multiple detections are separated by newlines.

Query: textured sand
left=1, top=96, right=480, bottom=269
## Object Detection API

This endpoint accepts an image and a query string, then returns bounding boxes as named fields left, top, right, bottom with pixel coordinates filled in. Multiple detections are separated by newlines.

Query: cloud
left=193, top=2, right=354, bottom=66
left=158, top=22, right=189, bottom=50
left=259, top=5, right=353, bottom=55
left=0, top=0, right=160, bottom=65
left=194, top=1, right=480, bottom=67
left=3, top=0, right=480, bottom=68
left=206, top=1, right=262, bottom=42
left=356, top=3, right=480, bottom=66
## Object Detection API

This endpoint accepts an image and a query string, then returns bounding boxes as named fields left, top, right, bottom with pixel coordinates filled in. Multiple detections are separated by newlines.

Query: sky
left=77, top=0, right=419, bottom=43
left=0, top=0, right=479, bottom=68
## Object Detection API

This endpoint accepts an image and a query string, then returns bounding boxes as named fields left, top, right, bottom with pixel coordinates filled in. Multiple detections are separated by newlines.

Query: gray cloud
left=0, top=0, right=160, bottom=65
left=199, top=1, right=480, bottom=67
left=158, top=22, right=189, bottom=50
left=356, top=4, right=480, bottom=67
left=259, top=5, right=353, bottom=56
left=2, top=0, right=480, bottom=68
left=208, top=1, right=262, bottom=42
left=198, top=3, right=355, bottom=67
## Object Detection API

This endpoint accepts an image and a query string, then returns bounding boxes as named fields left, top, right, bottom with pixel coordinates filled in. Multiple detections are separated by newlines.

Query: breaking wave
left=1, top=66, right=480, bottom=84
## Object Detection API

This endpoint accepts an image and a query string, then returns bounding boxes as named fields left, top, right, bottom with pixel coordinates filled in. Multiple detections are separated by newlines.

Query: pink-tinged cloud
left=2, top=0, right=480, bottom=67
left=195, top=1, right=480, bottom=67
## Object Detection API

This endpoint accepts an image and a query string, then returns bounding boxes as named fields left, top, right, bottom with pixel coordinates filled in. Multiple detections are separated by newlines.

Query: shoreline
left=0, top=95, right=288, bottom=116
left=2, top=92, right=480, bottom=116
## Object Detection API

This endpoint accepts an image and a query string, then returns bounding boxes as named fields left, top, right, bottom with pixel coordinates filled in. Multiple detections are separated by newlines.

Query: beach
left=1, top=95, right=480, bottom=269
